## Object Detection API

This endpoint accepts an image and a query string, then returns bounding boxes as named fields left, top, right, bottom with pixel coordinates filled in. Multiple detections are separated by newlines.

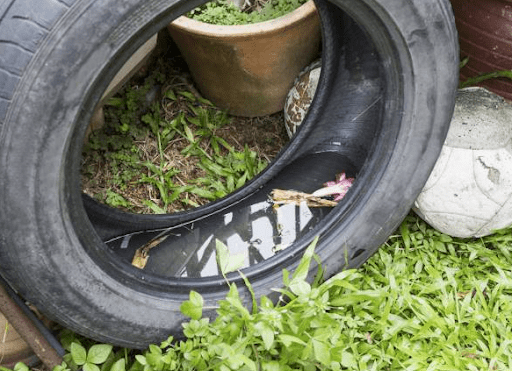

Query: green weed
left=459, top=56, right=512, bottom=89
left=16, top=215, right=512, bottom=371
left=188, top=0, right=308, bottom=25
left=82, top=71, right=268, bottom=214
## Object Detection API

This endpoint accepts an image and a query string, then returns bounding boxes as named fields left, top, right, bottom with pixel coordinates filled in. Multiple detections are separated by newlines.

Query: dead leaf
left=131, top=235, right=169, bottom=269
left=271, top=189, right=338, bottom=208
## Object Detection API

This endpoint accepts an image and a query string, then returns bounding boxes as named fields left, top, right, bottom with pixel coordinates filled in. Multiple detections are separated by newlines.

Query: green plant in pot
left=167, top=0, right=321, bottom=117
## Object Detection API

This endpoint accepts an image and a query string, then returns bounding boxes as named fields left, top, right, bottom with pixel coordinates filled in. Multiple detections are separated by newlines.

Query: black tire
left=0, top=0, right=458, bottom=347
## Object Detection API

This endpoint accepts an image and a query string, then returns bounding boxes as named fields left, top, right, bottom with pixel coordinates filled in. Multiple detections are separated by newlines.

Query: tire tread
left=0, top=0, right=74, bottom=121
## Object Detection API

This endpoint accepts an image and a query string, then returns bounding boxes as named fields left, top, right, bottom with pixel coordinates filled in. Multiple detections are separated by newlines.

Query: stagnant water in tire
left=102, top=152, right=355, bottom=278
left=105, top=196, right=322, bottom=277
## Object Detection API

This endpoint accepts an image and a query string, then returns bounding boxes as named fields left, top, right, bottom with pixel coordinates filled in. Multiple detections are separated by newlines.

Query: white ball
left=414, top=87, right=512, bottom=238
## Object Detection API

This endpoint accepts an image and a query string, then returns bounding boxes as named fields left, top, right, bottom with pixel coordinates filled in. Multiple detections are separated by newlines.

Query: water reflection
left=102, top=152, right=355, bottom=278
left=106, top=194, right=320, bottom=277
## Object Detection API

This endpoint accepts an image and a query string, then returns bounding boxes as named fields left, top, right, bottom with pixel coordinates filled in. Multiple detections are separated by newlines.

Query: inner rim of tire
left=71, top=0, right=404, bottom=288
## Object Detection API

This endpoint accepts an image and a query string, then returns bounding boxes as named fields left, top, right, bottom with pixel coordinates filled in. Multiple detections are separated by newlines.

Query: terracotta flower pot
left=167, top=0, right=321, bottom=117
left=87, top=34, right=157, bottom=139
left=451, top=0, right=512, bottom=100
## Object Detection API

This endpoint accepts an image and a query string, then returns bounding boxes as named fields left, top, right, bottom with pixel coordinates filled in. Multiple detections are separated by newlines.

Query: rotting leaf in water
left=131, top=235, right=169, bottom=269
left=271, top=172, right=354, bottom=208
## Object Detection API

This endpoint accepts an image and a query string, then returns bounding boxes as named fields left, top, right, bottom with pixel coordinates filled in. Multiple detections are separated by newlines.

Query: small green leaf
left=224, top=254, right=245, bottom=274
left=238, top=270, right=257, bottom=314
left=255, top=323, right=274, bottom=350
left=312, top=338, right=331, bottom=366
left=226, top=175, right=235, bottom=192
left=215, top=137, right=233, bottom=152
left=292, top=237, right=318, bottom=282
left=87, top=344, right=113, bottom=364
left=178, top=91, right=196, bottom=101
left=135, top=355, right=147, bottom=366
left=216, top=239, right=229, bottom=274
left=235, top=173, right=247, bottom=189
left=110, top=359, right=126, bottom=371
left=188, top=186, right=217, bottom=199
left=105, top=97, right=125, bottom=108
left=164, top=90, right=176, bottom=100
left=83, top=363, right=100, bottom=371
left=148, top=344, right=162, bottom=355
left=282, top=269, right=290, bottom=286
left=225, top=283, right=250, bottom=318
left=159, top=335, right=174, bottom=349
left=216, top=240, right=245, bottom=276
left=13, top=363, right=29, bottom=371
left=238, top=355, right=257, bottom=371
left=143, top=200, right=167, bottom=214
left=278, top=334, right=307, bottom=347
left=197, top=96, right=213, bottom=105
left=289, top=279, right=311, bottom=297
left=183, top=124, right=195, bottom=142
left=180, top=290, right=204, bottom=320
left=70, top=342, right=87, bottom=366
left=340, top=351, right=357, bottom=368
left=201, top=160, right=229, bottom=177
left=400, top=221, right=411, bottom=250
left=459, top=69, right=512, bottom=88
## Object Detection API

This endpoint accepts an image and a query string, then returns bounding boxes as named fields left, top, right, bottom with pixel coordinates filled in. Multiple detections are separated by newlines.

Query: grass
left=4, top=214, right=510, bottom=371
left=81, top=57, right=287, bottom=214
left=459, top=56, right=512, bottom=89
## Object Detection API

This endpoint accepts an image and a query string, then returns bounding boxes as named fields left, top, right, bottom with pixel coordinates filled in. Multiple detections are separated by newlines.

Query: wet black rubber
left=0, top=0, right=458, bottom=347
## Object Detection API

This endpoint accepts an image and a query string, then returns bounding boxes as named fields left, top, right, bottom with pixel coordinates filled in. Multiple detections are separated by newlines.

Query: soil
left=81, top=34, right=289, bottom=214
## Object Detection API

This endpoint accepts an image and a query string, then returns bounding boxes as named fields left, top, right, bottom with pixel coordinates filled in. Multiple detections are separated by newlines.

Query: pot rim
left=169, top=0, right=317, bottom=37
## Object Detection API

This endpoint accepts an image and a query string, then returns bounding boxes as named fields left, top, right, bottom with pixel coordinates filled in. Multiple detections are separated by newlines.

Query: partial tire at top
left=0, top=0, right=458, bottom=347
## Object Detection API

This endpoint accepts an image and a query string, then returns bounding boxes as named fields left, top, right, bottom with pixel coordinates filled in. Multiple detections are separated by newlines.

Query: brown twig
left=271, top=189, right=338, bottom=208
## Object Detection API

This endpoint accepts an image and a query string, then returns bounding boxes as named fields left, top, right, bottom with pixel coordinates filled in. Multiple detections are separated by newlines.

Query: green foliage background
left=188, top=0, right=308, bottom=25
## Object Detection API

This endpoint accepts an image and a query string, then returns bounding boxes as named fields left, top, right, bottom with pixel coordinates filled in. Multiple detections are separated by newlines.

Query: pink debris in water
left=311, top=172, right=355, bottom=202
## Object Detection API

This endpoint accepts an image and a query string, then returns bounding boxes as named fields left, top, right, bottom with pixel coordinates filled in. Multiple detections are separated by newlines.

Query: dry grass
left=81, top=50, right=289, bottom=214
